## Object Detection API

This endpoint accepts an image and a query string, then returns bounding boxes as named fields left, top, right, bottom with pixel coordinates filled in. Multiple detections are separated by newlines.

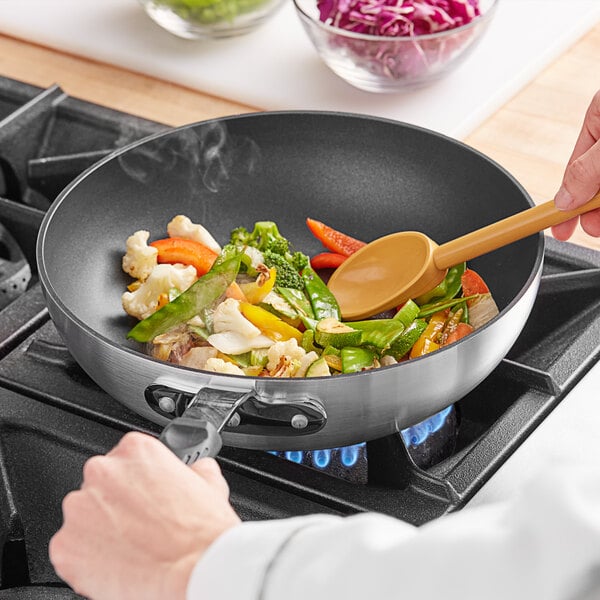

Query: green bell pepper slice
left=341, top=347, right=376, bottom=373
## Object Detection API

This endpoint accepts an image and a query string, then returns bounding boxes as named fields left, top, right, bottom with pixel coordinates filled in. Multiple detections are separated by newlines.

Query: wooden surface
left=0, top=24, right=599, bottom=250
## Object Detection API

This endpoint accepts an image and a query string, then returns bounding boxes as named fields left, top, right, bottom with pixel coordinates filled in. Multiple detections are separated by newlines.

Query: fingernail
left=555, top=186, right=574, bottom=210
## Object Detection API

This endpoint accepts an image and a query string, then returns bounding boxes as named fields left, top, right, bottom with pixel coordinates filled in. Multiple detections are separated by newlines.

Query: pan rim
left=36, top=109, right=545, bottom=381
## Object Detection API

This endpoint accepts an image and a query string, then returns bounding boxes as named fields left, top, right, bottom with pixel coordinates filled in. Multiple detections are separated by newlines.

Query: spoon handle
left=434, top=190, right=600, bottom=270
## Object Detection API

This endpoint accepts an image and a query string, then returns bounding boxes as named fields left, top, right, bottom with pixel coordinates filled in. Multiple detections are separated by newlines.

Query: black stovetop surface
left=0, top=75, right=598, bottom=595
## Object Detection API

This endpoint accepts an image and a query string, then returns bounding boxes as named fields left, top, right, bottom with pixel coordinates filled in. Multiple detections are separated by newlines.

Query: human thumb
left=555, top=142, right=600, bottom=210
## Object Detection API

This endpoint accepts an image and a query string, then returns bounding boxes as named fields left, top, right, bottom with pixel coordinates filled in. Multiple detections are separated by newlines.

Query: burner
left=269, top=405, right=458, bottom=484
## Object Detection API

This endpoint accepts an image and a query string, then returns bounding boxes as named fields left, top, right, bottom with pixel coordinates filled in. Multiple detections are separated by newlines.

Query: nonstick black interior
left=38, top=112, right=541, bottom=351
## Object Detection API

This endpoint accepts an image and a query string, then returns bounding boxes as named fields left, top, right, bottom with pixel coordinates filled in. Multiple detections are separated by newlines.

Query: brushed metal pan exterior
left=36, top=112, right=544, bottom=451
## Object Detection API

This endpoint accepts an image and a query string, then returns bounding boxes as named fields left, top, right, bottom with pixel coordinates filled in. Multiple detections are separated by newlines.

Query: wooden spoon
left=327, top=191, right=600, bottom=320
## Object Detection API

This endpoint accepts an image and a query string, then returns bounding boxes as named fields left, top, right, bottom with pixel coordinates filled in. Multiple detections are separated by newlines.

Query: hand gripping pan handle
left=159, top=387, right=250, bottom=463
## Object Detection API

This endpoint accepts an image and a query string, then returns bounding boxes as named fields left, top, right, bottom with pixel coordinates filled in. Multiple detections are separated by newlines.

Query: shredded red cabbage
left=317, top=0, right=481, bottom=37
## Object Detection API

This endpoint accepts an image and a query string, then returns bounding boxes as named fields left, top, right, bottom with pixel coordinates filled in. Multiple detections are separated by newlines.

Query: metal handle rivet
left=227, top=413, right=241, bottom=428
left=158, top=396, right=176, bottom=413
left=291, top=414, right=308, bottom=429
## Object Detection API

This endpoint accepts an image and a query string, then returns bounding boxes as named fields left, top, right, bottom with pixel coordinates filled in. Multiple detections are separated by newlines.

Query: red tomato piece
left=461, top=269, right=490, bottom=297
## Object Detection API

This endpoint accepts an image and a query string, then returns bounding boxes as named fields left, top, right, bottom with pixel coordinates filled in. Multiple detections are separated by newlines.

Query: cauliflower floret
left=122, top=263, right=196, bottom=320
left=203, top=358, right=245, bottom=375
left=167, top=215, right=221, bottom=253
left=207, top=331, right=273, bottom=355
left=212, top=298, right=261, bottom=338
left=122, top=230, right=158, bottom=281
left=266, top=338, right=306, bottom=372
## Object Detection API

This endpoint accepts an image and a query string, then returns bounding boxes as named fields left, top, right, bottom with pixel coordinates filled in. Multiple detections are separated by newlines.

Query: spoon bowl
left=328, top=191, right=600, bottom=319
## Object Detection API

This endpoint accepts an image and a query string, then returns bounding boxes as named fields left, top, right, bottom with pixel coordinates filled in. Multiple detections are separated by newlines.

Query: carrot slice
left=306, top=218, right=366, bottom=256
left=225, top=281, right=248, bottom=302
left=150, top=237, right=218, bottom=277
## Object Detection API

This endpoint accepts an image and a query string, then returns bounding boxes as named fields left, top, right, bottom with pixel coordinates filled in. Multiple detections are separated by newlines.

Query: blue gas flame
left=400, top=405, right=453, bottom=447
left=284, top=450, right=304, bottom=464
left=270, top=406, right=453, bottom=474
left=313, top=449, right=332, bottom=468
left=340, top=444, right=362, bottom=467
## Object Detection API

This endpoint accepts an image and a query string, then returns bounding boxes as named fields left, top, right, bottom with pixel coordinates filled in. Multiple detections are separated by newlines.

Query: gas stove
left=0, top=76, right=598, bottom=597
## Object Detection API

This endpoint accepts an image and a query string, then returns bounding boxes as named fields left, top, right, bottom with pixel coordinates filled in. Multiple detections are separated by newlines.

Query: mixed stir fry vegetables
left=121, top=215, right=499, bottom=377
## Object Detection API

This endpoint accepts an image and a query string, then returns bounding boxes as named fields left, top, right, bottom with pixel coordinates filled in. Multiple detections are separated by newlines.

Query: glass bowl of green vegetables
left=139, top=0, right=284, bottom=39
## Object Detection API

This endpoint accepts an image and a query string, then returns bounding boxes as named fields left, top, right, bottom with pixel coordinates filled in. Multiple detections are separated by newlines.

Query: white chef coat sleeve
left=187, top=461, right=600, bottom=600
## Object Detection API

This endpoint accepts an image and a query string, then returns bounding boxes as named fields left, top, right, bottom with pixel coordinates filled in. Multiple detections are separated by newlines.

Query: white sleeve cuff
left=186, top=514, right=341, bottom=600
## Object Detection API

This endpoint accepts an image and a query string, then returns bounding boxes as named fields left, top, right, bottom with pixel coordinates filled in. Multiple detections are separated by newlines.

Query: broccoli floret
left=263, top=251, right=304, bottom=290
left=229, top=221, right=309, bottom=289
left=265, top=236, right=288, bottom=255
left=229, top=221, right=289, bottom=254
left=291, top=251, right=310, bottom=272
left=229, top=226, right=252, bottom=248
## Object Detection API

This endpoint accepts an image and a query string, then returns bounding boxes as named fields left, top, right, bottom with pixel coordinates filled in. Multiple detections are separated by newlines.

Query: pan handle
left=159, top=387, right=251, bottom=463
left=150, top=384, right=328, bottom=463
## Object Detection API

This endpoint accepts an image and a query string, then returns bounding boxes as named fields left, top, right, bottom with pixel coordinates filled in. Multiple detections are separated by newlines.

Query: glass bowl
left=293, top=0, right=499, bottom=92
left=139, top=0, right=285, bottom=39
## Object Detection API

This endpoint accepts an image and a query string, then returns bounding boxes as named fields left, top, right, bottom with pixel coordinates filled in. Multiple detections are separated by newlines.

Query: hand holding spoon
left=327, top=191, right=600, bottom=320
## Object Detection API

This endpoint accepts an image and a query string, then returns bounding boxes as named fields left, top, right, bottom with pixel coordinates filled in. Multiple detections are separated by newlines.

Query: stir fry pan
left=36, top=112, right=543, bottom=459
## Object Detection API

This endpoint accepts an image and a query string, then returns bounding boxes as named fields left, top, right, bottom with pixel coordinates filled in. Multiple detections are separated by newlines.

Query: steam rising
left=116, top=121, right=261, bottom=194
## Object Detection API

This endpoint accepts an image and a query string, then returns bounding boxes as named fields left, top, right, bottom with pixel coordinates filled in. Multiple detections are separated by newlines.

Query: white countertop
left=0, top=0, right=599, bottom=138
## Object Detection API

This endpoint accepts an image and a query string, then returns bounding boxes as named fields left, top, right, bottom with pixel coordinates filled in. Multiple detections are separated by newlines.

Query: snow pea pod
left=127, top=254, right=241, bottom=343
left=348, top=319, right=405, bottom=350
left=302, top=267, right=341, bottom=321
left=414, top=262, right=466, bottom=305
left=417, top=294, right=479, bottom=319
left=277, top=286, right=315, bottom=320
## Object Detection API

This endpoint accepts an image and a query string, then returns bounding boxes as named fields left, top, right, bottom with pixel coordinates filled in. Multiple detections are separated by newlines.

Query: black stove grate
left=0, top=76, right=598, bottom=594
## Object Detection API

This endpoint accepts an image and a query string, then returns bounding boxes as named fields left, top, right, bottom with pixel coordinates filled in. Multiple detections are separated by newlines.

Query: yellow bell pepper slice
left=409, top=310, right=446, bottom=359
left=239, top=302, right=303, bottom=343
left=409, top=337, right=441, bottom=358
left=239, top=267, right=276, bottom=304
